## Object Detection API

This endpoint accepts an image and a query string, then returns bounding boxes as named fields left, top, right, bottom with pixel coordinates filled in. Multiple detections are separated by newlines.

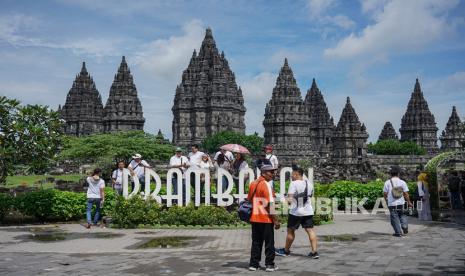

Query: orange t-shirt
left=247, top=176, right=275, bottom=224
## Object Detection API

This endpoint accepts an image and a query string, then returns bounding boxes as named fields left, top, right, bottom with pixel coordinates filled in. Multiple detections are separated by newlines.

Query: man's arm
left=403, top=191, right=413, bottom=207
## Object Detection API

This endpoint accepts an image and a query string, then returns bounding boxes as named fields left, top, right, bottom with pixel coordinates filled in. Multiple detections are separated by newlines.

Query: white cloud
left=307, top=0, right=356, bottom=30
left=325, top=0, right=460, bottom=59
left=133, top=20, right=205, bottom=83
left=0, top=13, right=122, bottom=57
left=240, top=72, right=277, bottom=135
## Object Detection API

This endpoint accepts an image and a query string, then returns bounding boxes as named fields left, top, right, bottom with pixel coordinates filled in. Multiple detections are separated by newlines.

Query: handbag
left=390, top=179, right=404, bottom=199
left=238, top=182, right=260, bottom=223
left=293, top=180, right=312, bottom=206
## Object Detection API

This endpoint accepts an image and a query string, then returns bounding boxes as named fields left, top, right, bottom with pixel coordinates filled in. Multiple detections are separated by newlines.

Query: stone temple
left=378, top=122, right=398, bottom=141
left=440, top=106, right=465, bottom=151
left=103, top=56, right=145, bottom=132
left=59, top=62, right=104, bottom=136
left=263, top=59, right=314, bottom=164
left=60, top=57, right=144, bottom=136
left=171, top=28, right=246, bottom=146
left=399, top=79, right=438, bottom=153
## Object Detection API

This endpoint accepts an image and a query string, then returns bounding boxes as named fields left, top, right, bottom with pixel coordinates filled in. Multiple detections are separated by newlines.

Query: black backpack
left=293, top=180, right=312, bottom=206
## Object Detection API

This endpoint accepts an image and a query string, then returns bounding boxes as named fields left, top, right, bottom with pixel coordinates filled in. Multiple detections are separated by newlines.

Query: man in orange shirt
left=248, top=165, right=280, bottom=272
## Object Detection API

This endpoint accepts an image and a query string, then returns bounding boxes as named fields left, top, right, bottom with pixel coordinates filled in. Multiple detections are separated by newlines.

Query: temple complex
left=378, top=122, right=399, bottom=141
left=440, top=106, right=464, bottom=151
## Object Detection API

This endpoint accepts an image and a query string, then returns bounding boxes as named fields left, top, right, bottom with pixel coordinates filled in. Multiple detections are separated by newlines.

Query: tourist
left=215, top=151, right=232, bottom=192
left=447, top=171, right=462, bottom=209
left=86, top=168, right=105, bottom=229
left=214, top=148, right=234, bottom=165
left=383, top=166, right=413, bottom=237
left=128, top=153, right=152, bottom=193
left=111, top=160, right=125, bottom=196
left=275, top=166, right=319, bottom=259
left=254, top=153, right=272, bottom=171
left=199, top=153, right=214, bottom=200
left=168, top=147, right=189, bottom=199
left=264, top=145, right=278, bottom=190
left=188, top=144, right=204, bottom=197
left=231, top=152, right=249, bottom=193
left=417, top=172, right=432, bottom=221
left=248, top=165, right=280, bottom=272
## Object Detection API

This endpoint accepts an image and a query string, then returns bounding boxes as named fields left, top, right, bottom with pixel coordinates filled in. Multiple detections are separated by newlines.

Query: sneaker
left=265, top=265, right=278, bottom=272
left=275, top=248, right=290, bottom=257
left=308, top=252, right=319, bottom=259
left=402, top=227, right=408, bottom=234
left=392, top=233, right=402, bottom=237
left=248, top=266, right=258, bottom=271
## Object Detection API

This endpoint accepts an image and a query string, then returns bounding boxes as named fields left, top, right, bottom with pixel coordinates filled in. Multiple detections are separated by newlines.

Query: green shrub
left=0, top=193, right=14, bottom=221
left=368, top=139, right=426, bottom=155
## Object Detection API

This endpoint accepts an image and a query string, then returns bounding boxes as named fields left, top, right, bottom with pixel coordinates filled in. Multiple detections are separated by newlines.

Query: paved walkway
left=0, top=213, right=464, bottom=275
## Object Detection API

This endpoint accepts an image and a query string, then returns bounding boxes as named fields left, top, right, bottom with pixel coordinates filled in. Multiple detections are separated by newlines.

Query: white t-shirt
left=112, top=169, right=124, bottom=186
left=199, top=160, right=213, bottom=170
left=288, top=179, right=314, bottom=216
left=169, top=155, right=189, bottom=177
left=266, top=154, right=279, bottom=169
left=188, top=151, right=204, bottom=169
left=128, top=160, right=150, bottom=178
left=383, top=177, right=409, bottom=206
left=86, top=177, right=105, bottom=199
left=214, top=150, right=234, bottom=162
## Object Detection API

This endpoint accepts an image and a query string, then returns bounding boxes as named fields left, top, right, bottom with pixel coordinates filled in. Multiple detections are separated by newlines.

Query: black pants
left=250, top=222, right=275, bottom=268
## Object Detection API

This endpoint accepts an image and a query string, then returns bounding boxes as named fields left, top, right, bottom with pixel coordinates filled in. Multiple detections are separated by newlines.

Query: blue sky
left=1, top=0, right=465, bottom=143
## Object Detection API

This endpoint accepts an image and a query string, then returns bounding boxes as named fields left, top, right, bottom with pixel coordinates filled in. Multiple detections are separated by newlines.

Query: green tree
left=59, top=131, right=175, bottom=166
left=0, top=96, right=63, bottom=184
left=367, top=139, right=426, bottom=155
left=201, top=131, right=264, bottom=154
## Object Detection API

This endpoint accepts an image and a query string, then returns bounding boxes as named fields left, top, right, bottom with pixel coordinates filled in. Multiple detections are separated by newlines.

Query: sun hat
left=132, top=153, right=142, bottom=159
left=260, top=164, right=277, bottom=172
left=175, top=147, right=183, bottom=152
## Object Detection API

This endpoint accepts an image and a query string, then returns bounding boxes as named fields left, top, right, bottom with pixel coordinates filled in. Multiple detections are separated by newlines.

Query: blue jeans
left=450, top=192, right=462, bottom=209
left=221, top=175, right=229, bottom=192
left=87, top=198, right=102, bottom=224
left=388, top=205, right=408, bottom=235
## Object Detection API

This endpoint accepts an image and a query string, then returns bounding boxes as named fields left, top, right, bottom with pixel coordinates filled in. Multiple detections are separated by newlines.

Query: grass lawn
left=5, top=174, right=84, bottom=188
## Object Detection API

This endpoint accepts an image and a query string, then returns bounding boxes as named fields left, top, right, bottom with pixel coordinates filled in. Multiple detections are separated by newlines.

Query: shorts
left=287, top=214, right=313, bottom=229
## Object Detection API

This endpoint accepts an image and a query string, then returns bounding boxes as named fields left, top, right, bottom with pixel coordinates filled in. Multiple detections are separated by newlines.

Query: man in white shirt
left=275, top=166, right=319, bottom=259
left=383, top=166, right=413, bottom=237
left=188, top=144, right=204, bottom=169
left=111, top=160, right=125, bottom=196
left=169, top=147, right=190, bottom=198
left=128, top=153, right=151, bottom=193
left=264, top=145, right=278, bottom=190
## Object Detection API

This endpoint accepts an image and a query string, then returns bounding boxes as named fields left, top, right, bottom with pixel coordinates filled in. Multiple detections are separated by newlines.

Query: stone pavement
left=0, top=213, right=464, bottom=275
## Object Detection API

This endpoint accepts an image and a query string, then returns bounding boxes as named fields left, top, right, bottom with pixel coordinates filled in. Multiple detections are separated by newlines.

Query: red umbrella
left=220, top=144, right=250, bottom=154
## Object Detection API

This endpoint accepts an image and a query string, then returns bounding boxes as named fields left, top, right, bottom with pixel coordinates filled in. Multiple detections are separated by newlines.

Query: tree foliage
left=59, top=131, right=175, bottom=165
left=367, top=139, right=426, bottom=155
left=0, top=96, right=63, bottom=184
left=201, top=131, right=264, bottom=154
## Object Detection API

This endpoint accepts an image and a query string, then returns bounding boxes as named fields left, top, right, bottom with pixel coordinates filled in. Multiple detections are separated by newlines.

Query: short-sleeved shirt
left=266, top=154, right=279, bottom=169
left=248, top=176, right=275, bottom=224
left=86, top=177, right=105, bottom=199
left=383, top=177, right=409, bottom=206
left=128, top=160, right=150, bottom=178
left=169, top=155, right=189, bottom=177
left=288, top=179, right=314, bottom=216
left=188, top=151, right=204, bottom=169
left=214, top=150, right=234, bottom=162
left=112, top=169, right=124, bottom=186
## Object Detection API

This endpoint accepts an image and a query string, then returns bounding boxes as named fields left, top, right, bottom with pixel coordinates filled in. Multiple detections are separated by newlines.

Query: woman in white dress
left=417, top=172, right=432, bottom=221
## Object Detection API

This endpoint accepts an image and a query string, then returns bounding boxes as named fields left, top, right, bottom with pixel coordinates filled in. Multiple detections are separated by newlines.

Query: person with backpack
left=417, top=172, right=432, bottom=221
left=85, top=168, right=105, bottom=229
left=448, top=171, right=462, bottom=209
left=275, top=166, right=319, bottom=259
left=383, top=166, right=413, bottom=237
left=247, top=165, right=280, bottom=272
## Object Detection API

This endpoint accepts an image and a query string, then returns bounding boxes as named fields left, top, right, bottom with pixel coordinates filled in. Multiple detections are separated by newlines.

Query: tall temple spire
left=378, top=121, right=399, bottom=141
left=440, top=106, right=464, bottom=151
left=172, top=28, right=246, bottom=146
left=263, top=59, right=314, bottom=165
left=399, top=78, right=438, bottom=153
left=304, top=78, right=334, bottom=159
left=103, top=56, right=145, bottom=132
left=59, top=62, right=104, bottom=136
left=332, top=97, right=369, bottom=164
